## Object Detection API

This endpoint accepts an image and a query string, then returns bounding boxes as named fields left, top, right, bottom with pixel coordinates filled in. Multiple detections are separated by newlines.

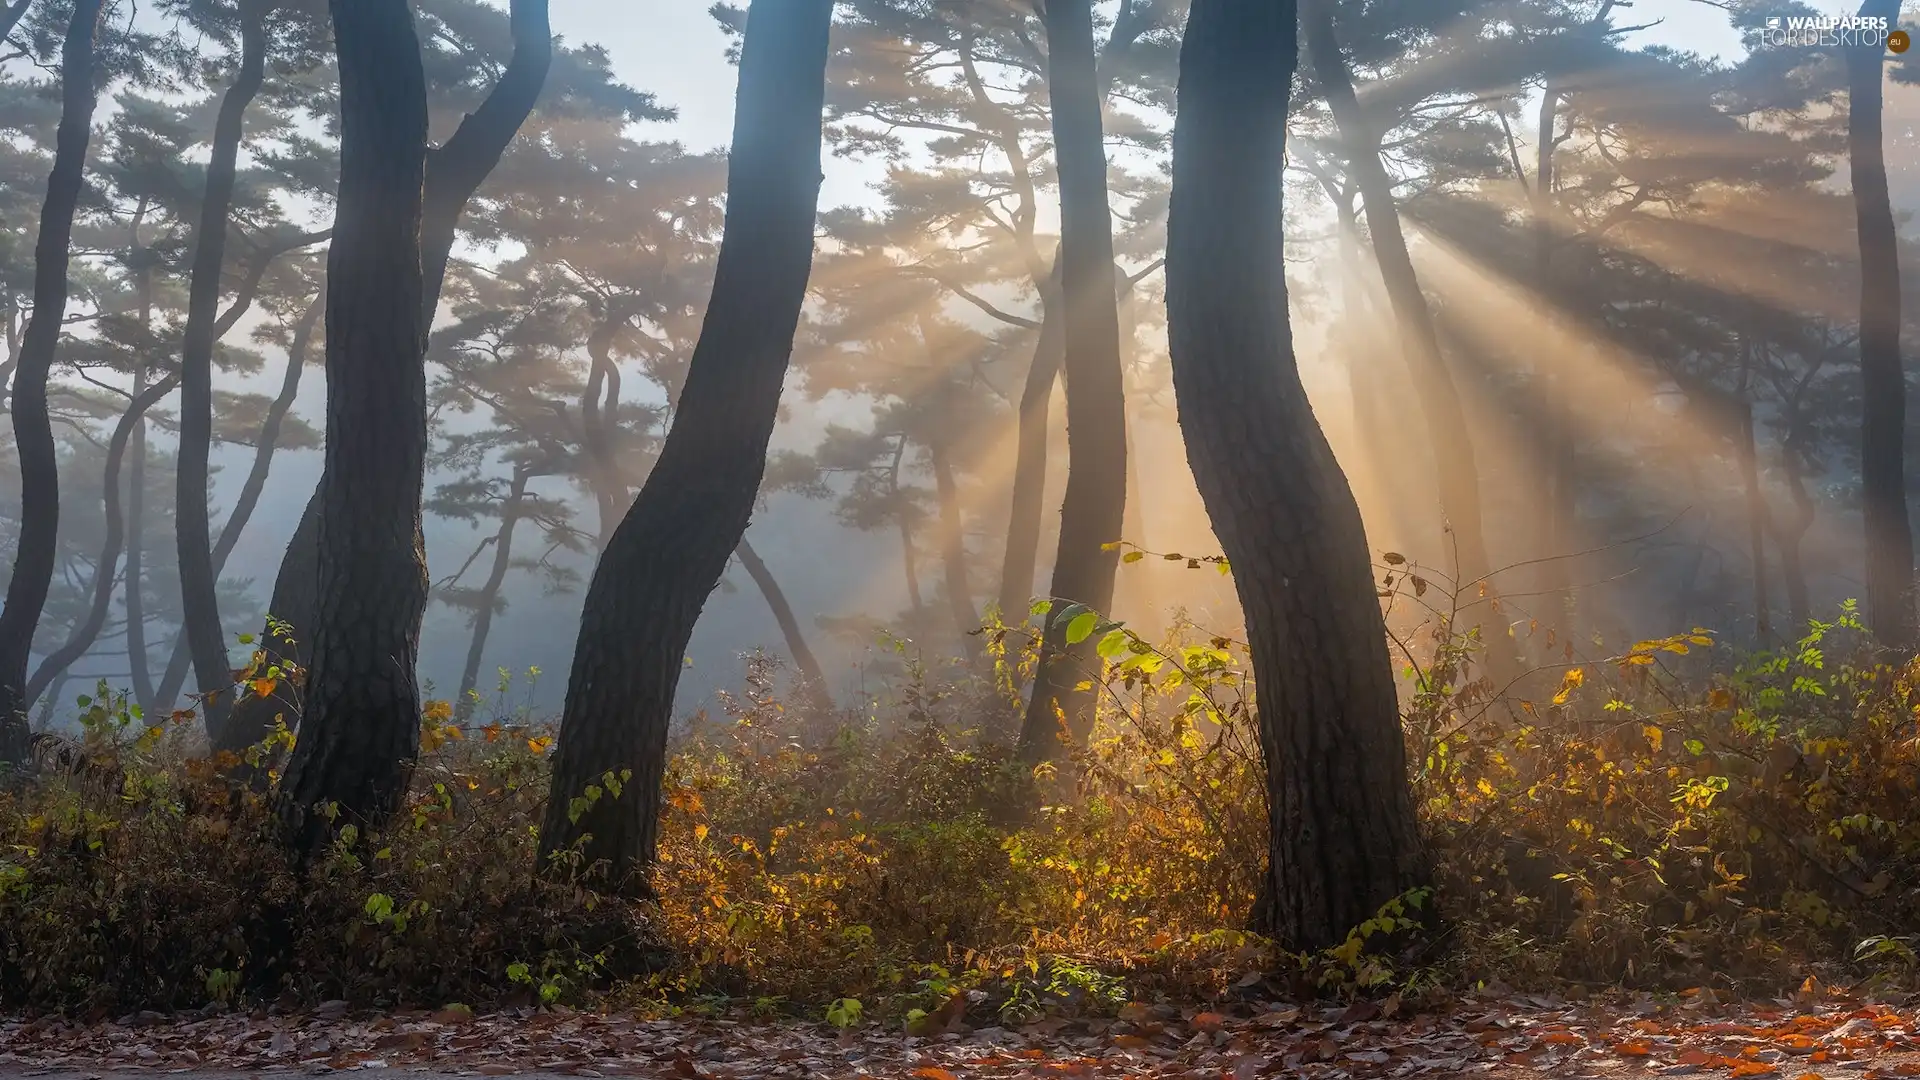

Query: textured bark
left=24, top=374, right=181, bottom=705
left=0, top=0, right=104, bottom=763
left=996, top=259, right=1062, bottom=621
left=1305, top=0, right=1514, bottom=685
left=1016, top=0, right=1129, bottom=762
left=454, top=469, right=529, bottom=718
left=1165, top=0, right=1427, bottom=951
left=537, top=0, right=831, bottom=892
left=222, top=487, right=319, bottom=753
left=276, top=0, right=431, bottom=854
left=1848, top=0, right=1913, bottom=650
left=175, top=0, right=269, bottom=742
left=420, top=0, right=551, bottom=320
left=734, top=537, right=832, bottom=708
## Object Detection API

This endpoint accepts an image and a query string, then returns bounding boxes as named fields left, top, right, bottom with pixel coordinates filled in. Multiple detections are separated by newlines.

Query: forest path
left=4, top=994, right=1919, bottom=1080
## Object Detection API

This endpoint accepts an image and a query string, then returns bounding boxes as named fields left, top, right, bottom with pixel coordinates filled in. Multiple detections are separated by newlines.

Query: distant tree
left=538, top=0, right=833, bottom=893
left=0, top=0, right=106, bottom=761
left=1165, top=0, right=1425, bottom=950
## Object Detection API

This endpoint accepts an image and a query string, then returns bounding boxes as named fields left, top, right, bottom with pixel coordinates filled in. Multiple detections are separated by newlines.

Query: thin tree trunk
left=1737, top=394, right=1774, bottom=646
left=1115, top=268, right=1157, bottom=631
left=1017, top=0, right=1129, bottom=762
left=929, top=438, right=981, bottom=652
left=0, top=0, right=32, bottom=45
left=581, top=315, right=626, bottom=547
left=24, top=374, right=182, bottom=705
left=275, top=0, right=432, bottom=855
left=0, top=0, right=104, bottom=762
left=154, top=289, right=322, bottom=710
left=1769, top=439, right=1816, bottom=633
left=454, top=469, right=529, bottom=719
left=1529, top=81, right=1578, bottom=644
left=175, top=0, right=269, bottom=743
left=537, top=0, right=831, bottom=893
left=1849, top=0, right=1913, bottom=650
left=1165, top=0, right=1427, bottom=951
left=1303, top=0, right=1515, bottom=689
left=997, top=258, right=1062, bottom=621
left=125, top=260, right=157, bottom=708
left=899, top=510, right=925, bottom=616
left=734, top=536, right=832, bottom=707
left=420, top=0, right=551, bottom=322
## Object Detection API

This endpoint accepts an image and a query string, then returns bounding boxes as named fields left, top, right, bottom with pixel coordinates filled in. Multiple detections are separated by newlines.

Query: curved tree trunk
left=220, top=0, right=548, bottom=744
left=453, top=469, right=529, bottom=719
left=734, top=536, right=832, bottom=708
left=1848, top=0, right=1912, bottom=650
left=25, top=374, right=182, bottom=705
left=996, top=259, right=1062, bottom=622
left=155, top=288, right=322, bottom=715
left=537, top=0, right=831, bottom=893
left=175, top=0, right=270, bottom=743
left=222, top=486, right=320, bottom=752
left=0, top=0, right=105, bottom=762
left=1165, top=0, right=1427, bottom=951
left=1016, top=0, right=1129, bottom=763
left=275, top=0, right=432, bottom=855
left=1304, top=0, right=1516, bottom=689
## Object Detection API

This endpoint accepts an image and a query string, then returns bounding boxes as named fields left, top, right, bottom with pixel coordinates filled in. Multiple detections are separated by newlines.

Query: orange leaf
left=1678, top=1049, right=1713, bottom=1067
left=1113, top=1035, right=1152, bottom=1050
left=912, top=1069, right=958, bottom=1080
left=1191, top=1012, right=1227, bottom=1033
left=1615, top=1040, right=1653, bottom=1057
left=1541, top=1031, right=1584, bottom=1046
left=1728, top=1062, right=1780, bottom=1078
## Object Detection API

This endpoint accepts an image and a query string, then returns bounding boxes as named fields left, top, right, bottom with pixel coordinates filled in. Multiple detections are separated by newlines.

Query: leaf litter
left=4, top=989, right=1920, bottom=1079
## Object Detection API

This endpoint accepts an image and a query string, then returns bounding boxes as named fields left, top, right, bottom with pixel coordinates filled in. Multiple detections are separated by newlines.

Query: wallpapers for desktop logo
left=1764, top=13, right=1910, bottom=51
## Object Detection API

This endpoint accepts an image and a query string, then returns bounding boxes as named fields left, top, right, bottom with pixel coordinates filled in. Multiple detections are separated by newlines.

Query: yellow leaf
left=527, top=735, right=553, bottom=754
left=694, top=823, right=710, bottom=842
left=1643, top=725, right=1664, bottom=752
left=1707, top=687, right=1733, bottom=709
left=1552, top=668, right=1585, bottom=706
left=423, top=699, right=454, bottom=723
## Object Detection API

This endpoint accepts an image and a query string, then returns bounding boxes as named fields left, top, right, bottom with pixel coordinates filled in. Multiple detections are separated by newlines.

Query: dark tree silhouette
left=276, top=0, right=433, bottom=853
left=1848, top=0, right=1911, bottom=649
left=0, top=0, right=105, bottom=762
left=1165, top=0, right=1427, bottom=948
left=1016, top=0, right=1128, bottom=762
left=175, top=0, right=269, bottom=744
left=538, top=0, right=832, bottom=892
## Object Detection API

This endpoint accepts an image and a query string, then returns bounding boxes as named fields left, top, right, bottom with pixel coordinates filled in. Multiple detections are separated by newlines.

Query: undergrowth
left=1, top=584, right=1918, bottom=1021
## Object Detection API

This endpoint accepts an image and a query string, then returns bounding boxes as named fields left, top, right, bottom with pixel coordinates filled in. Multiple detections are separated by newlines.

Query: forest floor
left=4, top=991, right=1920, bottom=1080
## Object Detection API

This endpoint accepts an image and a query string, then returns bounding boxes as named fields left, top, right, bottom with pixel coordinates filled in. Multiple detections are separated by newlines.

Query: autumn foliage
left=1, top=590, right=1919, bottom=1016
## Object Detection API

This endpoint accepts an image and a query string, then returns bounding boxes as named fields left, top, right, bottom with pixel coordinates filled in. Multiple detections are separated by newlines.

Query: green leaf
left=1065, top=611, right=1099, bottom=645
left=1029, top=599, right=1053, bottom=616
left=1122, top=550, right=1146, bottom=564
left=1096, top=628, right=1131, bottom=660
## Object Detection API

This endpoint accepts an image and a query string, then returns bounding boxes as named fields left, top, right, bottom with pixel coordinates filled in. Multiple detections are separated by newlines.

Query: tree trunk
left=125, top=260, right=157, bottom=708
left=1529, top=83, right=1578, bottom=646
left=996, top=258, right=1062, bottom=621
left=0, top=0, right=105, bottom=763
left=1737, top=395, right=1774, bottom=646
left=454, top=469, right=529, bottom=719
left=1303, top=0, right=1515, bottom=687
left=1768, top=439, right=1816, bottom=634
left=734, top=536, right=832, bottom=708
left=1017, top=0, right=1129, bottom=762
left=175, top=0, right=269, bottom=743
left=221, top=0, right=546, bottom=742
left=581, top=315, right=627, bottom=547
left=1115, top=269, right=1157, bottom=632
left=1165, top=0, right=1427, bottom=951
left=223, top=487, right=320, bottom=752
left=275, top=0, right=432, bottom=855
left=155, top=289, right=322, bottom=717
left=536, top=0, right=831, bottom=893
left=929, top=437, right=981, bottom=654
left=0, top=0, right=32, bottom=45
left=25, top=374, right=181, bottom=705
left=1849, top=0, right=1913, bottom=650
